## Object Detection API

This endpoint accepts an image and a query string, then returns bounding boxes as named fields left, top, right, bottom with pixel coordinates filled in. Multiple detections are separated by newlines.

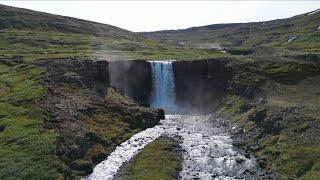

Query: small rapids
left=85, top=115, right=269, bottom=180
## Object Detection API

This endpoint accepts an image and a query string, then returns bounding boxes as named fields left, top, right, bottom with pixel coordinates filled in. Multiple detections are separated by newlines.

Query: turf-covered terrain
left=143, top=8, right=320, bottom=54
left=0, top=5, right=222, bottom=61
left=0, top=3, right=320, bottom=180
left=114, top=137, right=182, bottom=180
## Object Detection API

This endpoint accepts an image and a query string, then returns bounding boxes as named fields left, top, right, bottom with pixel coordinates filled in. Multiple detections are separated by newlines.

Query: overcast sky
left=0, top=1, right=319, bottom=32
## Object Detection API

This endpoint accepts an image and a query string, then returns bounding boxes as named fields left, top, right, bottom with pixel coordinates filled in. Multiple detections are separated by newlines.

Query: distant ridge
left=142, top=8, right=320, bottom=52
left=0, top=4, right=136, bottom=38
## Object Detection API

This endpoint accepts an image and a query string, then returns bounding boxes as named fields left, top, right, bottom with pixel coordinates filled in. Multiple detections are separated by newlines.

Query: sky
left=0, top=1, right=319, bottom=32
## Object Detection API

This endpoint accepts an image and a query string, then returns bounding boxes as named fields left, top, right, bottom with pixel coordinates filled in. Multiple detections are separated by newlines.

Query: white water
left=149, top=61, right=178, bottom=112
left=85, top=115, right=267, bottom=180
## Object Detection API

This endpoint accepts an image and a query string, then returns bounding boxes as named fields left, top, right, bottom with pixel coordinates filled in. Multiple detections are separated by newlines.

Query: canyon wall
left=107, top=59, right=233, bottom=112
left=108, top=60, right=152, bottom=105
left=172, top=59, right=232, bottom=112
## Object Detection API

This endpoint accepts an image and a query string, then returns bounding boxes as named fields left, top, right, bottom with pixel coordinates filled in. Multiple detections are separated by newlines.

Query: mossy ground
left=0, top=58, right=162, bottom=179
left=116, top=137, right=182, bottom=180
left=0, top=60, right=62, bottom=179
left=82, top=88, right=151, bottom=157
left=218, top=75, right=320, bottom=179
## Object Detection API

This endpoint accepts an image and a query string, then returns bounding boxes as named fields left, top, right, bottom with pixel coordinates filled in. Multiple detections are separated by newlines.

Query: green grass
left=260, top=61, right=320, bottom=82
left=145, top=11, right=320, bottom=54
left=84, top=113, right=142, bottom=154
left=218, top=93, right=320, bottom=179
left=0, top=29, right=223, bottom=61
left=258, top=133, right=320, bottom=179
left=120, top=137, right=182, bottom=180
left=0, top=61, right=62, bottom=179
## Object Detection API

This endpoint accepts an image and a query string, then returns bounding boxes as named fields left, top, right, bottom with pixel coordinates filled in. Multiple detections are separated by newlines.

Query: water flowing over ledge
left=149, top=60, right=178, bottom=113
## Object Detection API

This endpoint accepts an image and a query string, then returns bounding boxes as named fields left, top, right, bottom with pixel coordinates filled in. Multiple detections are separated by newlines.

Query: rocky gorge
left=1, top=54, right=319, bottom=179
left=89, top=55, right=320, bottom=179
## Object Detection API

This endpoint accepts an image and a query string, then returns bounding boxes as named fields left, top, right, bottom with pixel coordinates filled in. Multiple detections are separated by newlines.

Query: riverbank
left=216, top=60, right=320, bottom=179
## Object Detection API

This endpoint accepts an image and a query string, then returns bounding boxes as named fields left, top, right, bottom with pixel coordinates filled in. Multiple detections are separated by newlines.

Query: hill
left=0, top=4, right=221, bottom=61
left=143, top=9, right=320, bottom=53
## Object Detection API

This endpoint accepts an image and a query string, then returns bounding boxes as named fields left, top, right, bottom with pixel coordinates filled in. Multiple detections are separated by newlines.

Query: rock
left=235, top=157, right=245, bottom=163
left=250, top=145, right=261, bottom=151
left=211, top=174, right=218, bottom=178
left=248, top=109, right=266, bottom=122
left=108, top=60, right=152, bottom=104
left=172, top=59, right=230, bottom=112
left=258, top=158, right=267, bottom=168
left=155, top=108, right=165, bottom=120
left=244, top=153, right=250, bottom=158
left=95, top=60, right=109, bottom=82
left=70, top=159, right=93, bottom=174
left=244, top=169, right=250, bottom=174
left=0, top=125, right=5, bottom=132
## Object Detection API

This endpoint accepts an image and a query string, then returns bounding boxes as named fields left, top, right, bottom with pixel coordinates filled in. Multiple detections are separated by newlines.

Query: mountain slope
left=0, top=4, right=135, bottom=38
left=0, top=4, right=222, bottom=61
left=143, top=9, right=320, bottom=53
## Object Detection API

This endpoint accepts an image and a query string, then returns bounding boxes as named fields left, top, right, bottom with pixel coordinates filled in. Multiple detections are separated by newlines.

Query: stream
left=85, top=114, right=270, bottom=180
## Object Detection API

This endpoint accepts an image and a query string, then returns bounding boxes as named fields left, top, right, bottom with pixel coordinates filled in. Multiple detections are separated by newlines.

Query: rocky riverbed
left=85, top=114, right=274, bottom=180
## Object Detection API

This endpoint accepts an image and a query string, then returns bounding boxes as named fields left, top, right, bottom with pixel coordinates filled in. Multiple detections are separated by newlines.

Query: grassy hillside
left=215, top=55, right=320, bottom=179
left=0, top=59, right=61, bottom=179
left=143, top=8, right=320, bottom=53
left=0, top=4, right=223, bottom=61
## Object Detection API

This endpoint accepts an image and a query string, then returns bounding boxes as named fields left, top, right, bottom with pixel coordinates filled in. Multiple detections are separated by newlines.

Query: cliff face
left=171, top=59, right=232, bottom=112
left=34, top=58, right=163, bottom=178
left=105, top=58, right=247, bottom=113
left=109, top=60, right=152, bottom=105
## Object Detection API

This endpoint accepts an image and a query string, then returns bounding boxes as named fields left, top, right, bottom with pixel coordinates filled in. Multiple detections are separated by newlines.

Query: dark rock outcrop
left=171, top=59, right=232, bottom=112
left=0, top=125, right=5, bottom=132
left=108, top=60, right=152, bottom=105
left=96, top=60, right=109, bottom=82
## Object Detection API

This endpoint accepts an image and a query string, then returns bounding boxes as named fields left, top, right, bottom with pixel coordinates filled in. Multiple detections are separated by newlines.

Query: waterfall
left=149, top=61, right=177, bottom=112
